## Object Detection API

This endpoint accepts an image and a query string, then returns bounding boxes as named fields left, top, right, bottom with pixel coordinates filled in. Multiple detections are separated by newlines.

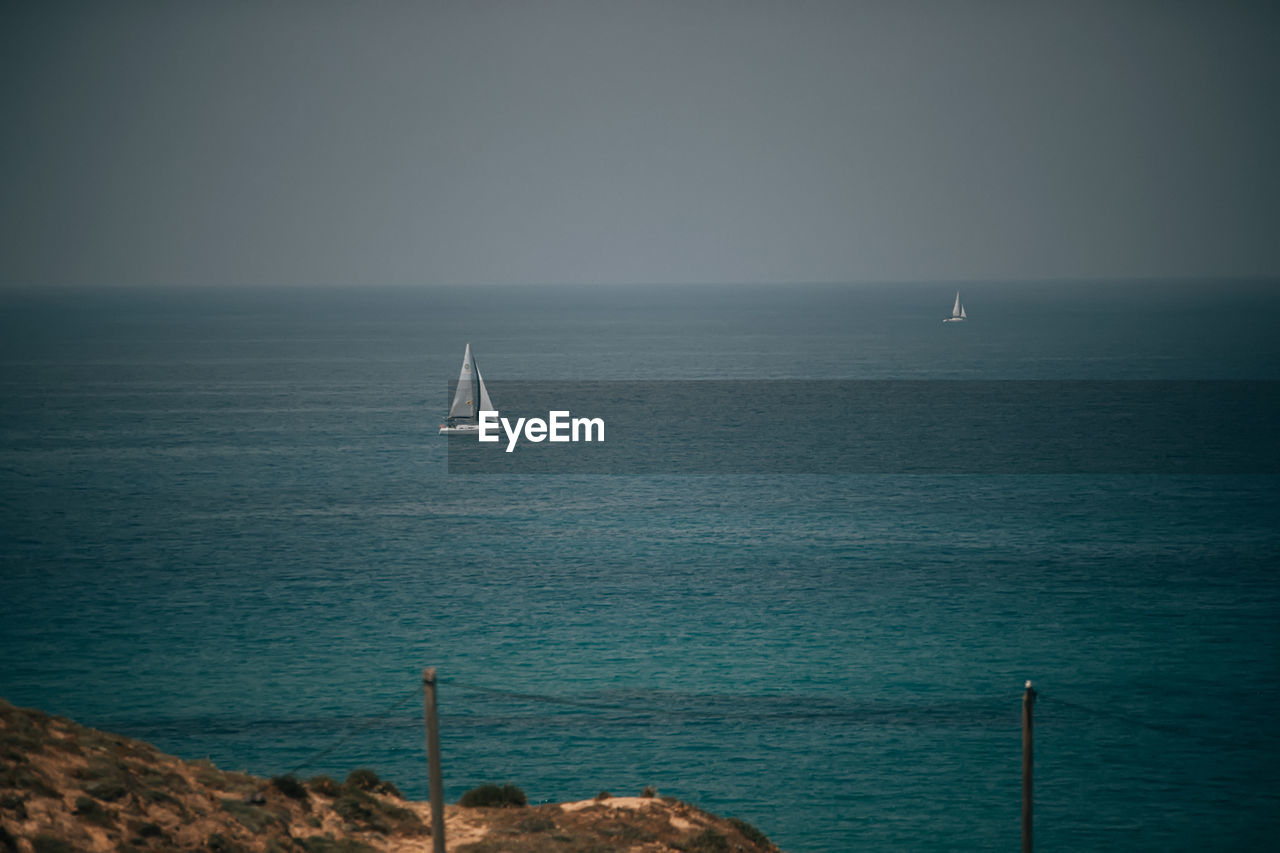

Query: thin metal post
left=1022, top=680, right=1037, bottom=853
left=423, top=667, right=445, bottom=853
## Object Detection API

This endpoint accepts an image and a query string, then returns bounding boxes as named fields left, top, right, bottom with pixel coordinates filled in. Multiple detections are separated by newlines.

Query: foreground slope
left=0, top=699, right=778, bottom=852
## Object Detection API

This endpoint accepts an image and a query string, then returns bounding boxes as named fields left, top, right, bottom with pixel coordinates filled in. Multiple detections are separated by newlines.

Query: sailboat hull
left=942, top=317, right=966, bottom=322
left=439, top=423, right=482, bottom=434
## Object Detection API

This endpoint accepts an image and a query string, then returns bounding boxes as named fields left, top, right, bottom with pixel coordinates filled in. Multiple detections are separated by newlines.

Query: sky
left=1, top=0, right=1278, bottom=287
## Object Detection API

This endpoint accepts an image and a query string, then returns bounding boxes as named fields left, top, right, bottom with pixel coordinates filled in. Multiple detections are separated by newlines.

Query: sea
left=1, top=280, right=1278, bottom=851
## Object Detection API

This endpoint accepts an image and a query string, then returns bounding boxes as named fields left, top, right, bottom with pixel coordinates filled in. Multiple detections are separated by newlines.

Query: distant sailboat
left=439, top=342, right=495, bottom=434
left=943, top=291, right=967, bottom=322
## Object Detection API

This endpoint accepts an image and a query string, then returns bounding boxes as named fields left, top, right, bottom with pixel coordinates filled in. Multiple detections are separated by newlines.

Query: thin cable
left=279, top=687, right=421, bottom=779
left=441, top=678, right=641, bottom=714
left=1039, top=692, right=1241, bottom=748
left=442, top=677, right=1025, bottom=724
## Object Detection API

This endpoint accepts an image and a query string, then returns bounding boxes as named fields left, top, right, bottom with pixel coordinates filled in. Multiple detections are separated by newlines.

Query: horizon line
left=2, top=274, right=1278, bottom=292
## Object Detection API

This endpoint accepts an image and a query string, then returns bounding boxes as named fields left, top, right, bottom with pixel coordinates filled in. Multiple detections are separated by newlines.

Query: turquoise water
left=2, top=281, right=1278, bottom=850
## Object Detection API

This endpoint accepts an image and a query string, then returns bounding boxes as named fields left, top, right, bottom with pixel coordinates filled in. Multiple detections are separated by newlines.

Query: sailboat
left=439, top=342, right=495, bottom=434
left=943, top=290, right=967, bottom=322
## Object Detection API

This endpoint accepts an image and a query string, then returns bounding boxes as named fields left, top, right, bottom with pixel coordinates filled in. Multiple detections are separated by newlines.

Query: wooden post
left=423, top=668, right=446, bottom=853
left=1022, top=680, right=1037, bottom=853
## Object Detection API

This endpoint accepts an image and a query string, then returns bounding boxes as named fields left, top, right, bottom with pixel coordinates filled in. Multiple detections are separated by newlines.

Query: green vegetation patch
left=507, top=814, right=557, bottom=834
left=331, top=787, right=424, bottom=836
left=456, top=839, right=599, bottom=853
left=72, top=794, right=117, bottom=828
left=458, top=783, right=527, bottom=808
left=306, top=775, right=340, bottom=797
left=728, top=817, right=774, bottom=848
left=342, top=768, right=401, bottom=797
left=128, top=820, right=166, bottom=841
left=457, top=802, right=675, bottom=853
left=220, top=797, right=286, bottom=834
left=75, top=726, right=152, bottom=758
left=206, top=833, right=245, bottom=853
left=135, top=784, right=183, bottom=816
left=270, top=774, right=310, bottom=803
left=138, top=767, right=191, bottom=796
left=680, top=828, right=730, bottom=852
left=83, top=778, right=128, bottom=802
left=596, top=819, right=655, bottom=843
left=31, top=835, right=79, bottom=853
left=0, top=761, right=62, bottom=799
left=72, top=756, right=186, bottom=814
left=0, top=703, right=53, bottom=758
left=1, top=791, right=28, bottom=819
left=192, top=759, right=259, bottom=795
left=297, top=838, right=378, bottom=853
left=76, top=758, right=128, bottom=783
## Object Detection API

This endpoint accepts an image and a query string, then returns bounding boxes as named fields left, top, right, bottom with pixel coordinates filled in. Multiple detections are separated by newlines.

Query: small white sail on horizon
left=440, top=342, right=495, bottom=434
left=943, top=290, right=967, bottom=322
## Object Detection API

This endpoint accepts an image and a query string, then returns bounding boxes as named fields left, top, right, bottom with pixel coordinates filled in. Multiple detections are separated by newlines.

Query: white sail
left=476, top=363, right=494, bottom=414
left=442, top=343, right=496, bottom=432
left=944, top=291, right=967, bottom=322
left=447, top=342, right=478, bottom=419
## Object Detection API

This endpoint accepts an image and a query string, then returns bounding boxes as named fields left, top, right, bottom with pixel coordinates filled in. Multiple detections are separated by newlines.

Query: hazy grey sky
left=2, top=1, right=1277, bottom=287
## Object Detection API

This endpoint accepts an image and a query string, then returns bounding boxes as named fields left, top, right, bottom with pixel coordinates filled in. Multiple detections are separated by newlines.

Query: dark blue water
left=2, top=281, right=1278, bottom=850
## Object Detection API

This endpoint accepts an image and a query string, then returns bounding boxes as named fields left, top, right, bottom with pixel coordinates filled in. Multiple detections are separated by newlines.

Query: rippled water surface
left=2, top=282, right=1278, bottom=850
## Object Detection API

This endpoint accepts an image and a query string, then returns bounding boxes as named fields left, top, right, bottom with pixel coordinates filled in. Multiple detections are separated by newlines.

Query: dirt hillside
left=1, top=699, right=779, bottom=852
